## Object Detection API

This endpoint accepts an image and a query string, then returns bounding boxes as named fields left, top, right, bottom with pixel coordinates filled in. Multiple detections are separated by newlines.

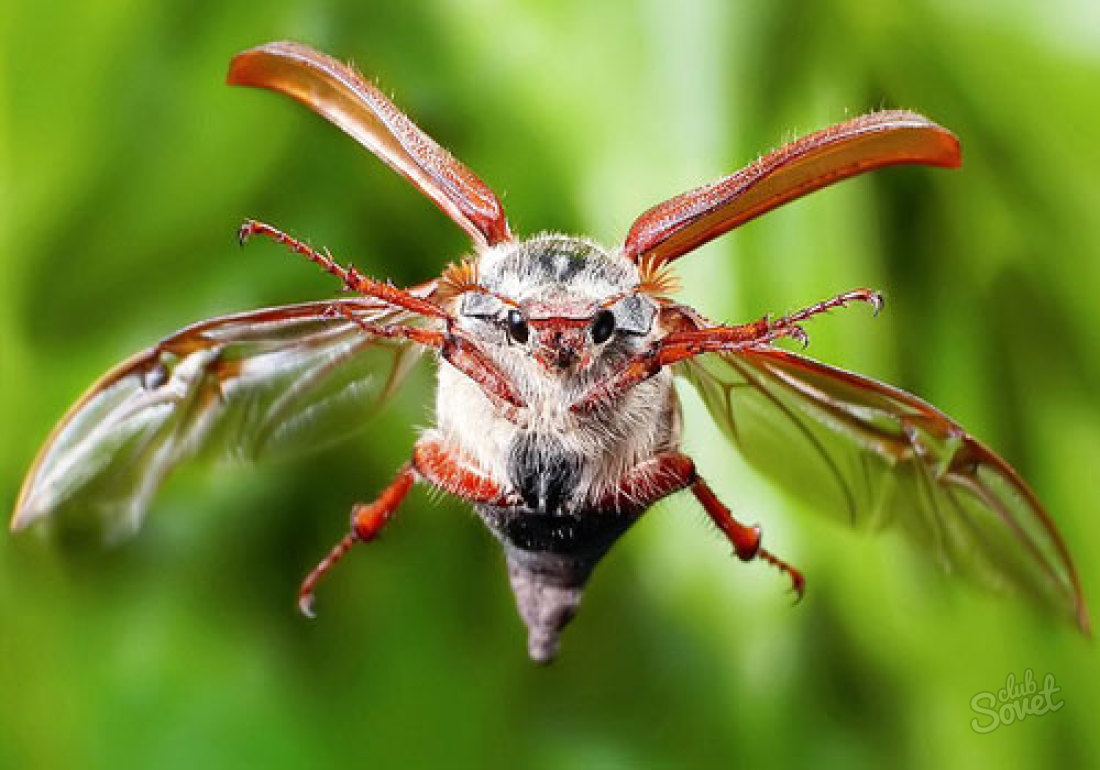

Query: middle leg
left=299, top=436, right=522, bottom=618
left=412, top=437, right=521, bottom=506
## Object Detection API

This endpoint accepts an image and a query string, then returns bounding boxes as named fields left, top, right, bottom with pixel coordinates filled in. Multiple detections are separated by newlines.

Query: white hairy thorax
left=432, top=233, right=682, bottom=513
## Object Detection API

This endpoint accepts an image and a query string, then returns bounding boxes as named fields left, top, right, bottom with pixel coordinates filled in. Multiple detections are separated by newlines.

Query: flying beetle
left=13, top=41, right=1089, bottom=663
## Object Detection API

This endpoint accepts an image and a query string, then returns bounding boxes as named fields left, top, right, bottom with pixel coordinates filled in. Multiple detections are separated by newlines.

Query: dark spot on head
left=534, top=248, right=588, bottom=283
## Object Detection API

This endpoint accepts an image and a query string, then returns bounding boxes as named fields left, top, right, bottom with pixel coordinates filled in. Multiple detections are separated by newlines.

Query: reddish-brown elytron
left=13, top=42, right=1088, bottom=662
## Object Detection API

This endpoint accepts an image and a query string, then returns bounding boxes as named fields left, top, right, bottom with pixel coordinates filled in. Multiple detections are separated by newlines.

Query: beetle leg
left=239, top=219, right=448, bottom=319
left=571, top=319, right=800, bottom=413
left=774, top=287, right=883, bottom=325
left=297, top=463, right=417, bottom=618
left=691, top=476, right=805, bottom=602
left=413, top=436, right=521, bottom=506
left=592, top=452, right=697, bottom=513
left=331, top=304, right=526, bottom=413
left=591, top=452, right=803, bottom=600
left=571, top=288, right=882, bottom=414
left=437, top=332, right=527, bottom=412
left=241, top=219, right=526, bottom=413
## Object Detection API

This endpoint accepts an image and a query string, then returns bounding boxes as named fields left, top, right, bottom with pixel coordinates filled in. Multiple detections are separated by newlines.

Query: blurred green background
left=3, top=1, right=1099, bottom=768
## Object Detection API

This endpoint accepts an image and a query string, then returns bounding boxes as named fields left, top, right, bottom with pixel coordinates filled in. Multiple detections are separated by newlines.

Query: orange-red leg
left=331, top=303, right=525, bottom=411
left=592, top=452, right=804, bottom=601
left=298, top=464, right=416, bottom=617
left=240, top=220, right=528, bottom=413
left=778, top=287, right=882, bottom=325
left=239, top=219, right=447, bottom=319
left=572, top=288, right=882, bottom=414
left=298, top=438, right=521, bottom=618
left=412, top=438, right=520, bottom=506
left=691, top=476, right=805, bottom=602
left=593, top=452, right=697, bottom=513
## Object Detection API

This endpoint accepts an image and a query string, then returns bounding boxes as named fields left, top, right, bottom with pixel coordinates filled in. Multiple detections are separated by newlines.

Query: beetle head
left=455, top=235, right=660, bottom=377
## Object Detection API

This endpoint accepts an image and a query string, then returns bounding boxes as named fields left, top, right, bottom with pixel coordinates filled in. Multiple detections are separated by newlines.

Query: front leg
left=241, top=219, right=526, bottom=413
left=331, top=301, right=526, bottom=413
left=572, top=288, right=882, bottom=414
left=239, top=219, right=448, bottom=319
left=571, top=317, right=804, bottom=414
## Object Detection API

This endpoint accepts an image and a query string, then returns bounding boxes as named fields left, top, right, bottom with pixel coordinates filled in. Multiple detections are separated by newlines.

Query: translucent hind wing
left=13, top=298, right=426, bottom=538
left=680, top=348, right=1089, bottom=632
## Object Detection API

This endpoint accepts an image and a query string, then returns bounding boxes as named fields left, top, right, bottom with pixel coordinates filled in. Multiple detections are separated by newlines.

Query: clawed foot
left=296, top=531, right=359, bottom=619
left=761, top=317, right=809, bottom=349
left=757, top=547, right=806, bottom=604
left=237, top=218, right=260, bottom=246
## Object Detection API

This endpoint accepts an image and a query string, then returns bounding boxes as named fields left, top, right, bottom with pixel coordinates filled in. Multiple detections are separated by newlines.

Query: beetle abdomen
left=476, top=502, right=638, bottom=663
left=506, top=554, right=584, bottom=664
left=479, top=506, right=636, bottom=556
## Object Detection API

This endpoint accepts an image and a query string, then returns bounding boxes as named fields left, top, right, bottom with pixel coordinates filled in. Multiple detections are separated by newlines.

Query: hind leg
left=691, top=475, right=805, bottom=602
left=597, top=452, right=805, bottom=601
left=298, top=438, right=519, bottom=617
left=297, top=464, right=417, bottom=617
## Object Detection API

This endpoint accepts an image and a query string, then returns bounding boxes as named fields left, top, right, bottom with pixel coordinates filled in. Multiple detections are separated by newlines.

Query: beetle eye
left=506, top=309, right=529, bottom=344
left=590, top=309, right=616, bottom=344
